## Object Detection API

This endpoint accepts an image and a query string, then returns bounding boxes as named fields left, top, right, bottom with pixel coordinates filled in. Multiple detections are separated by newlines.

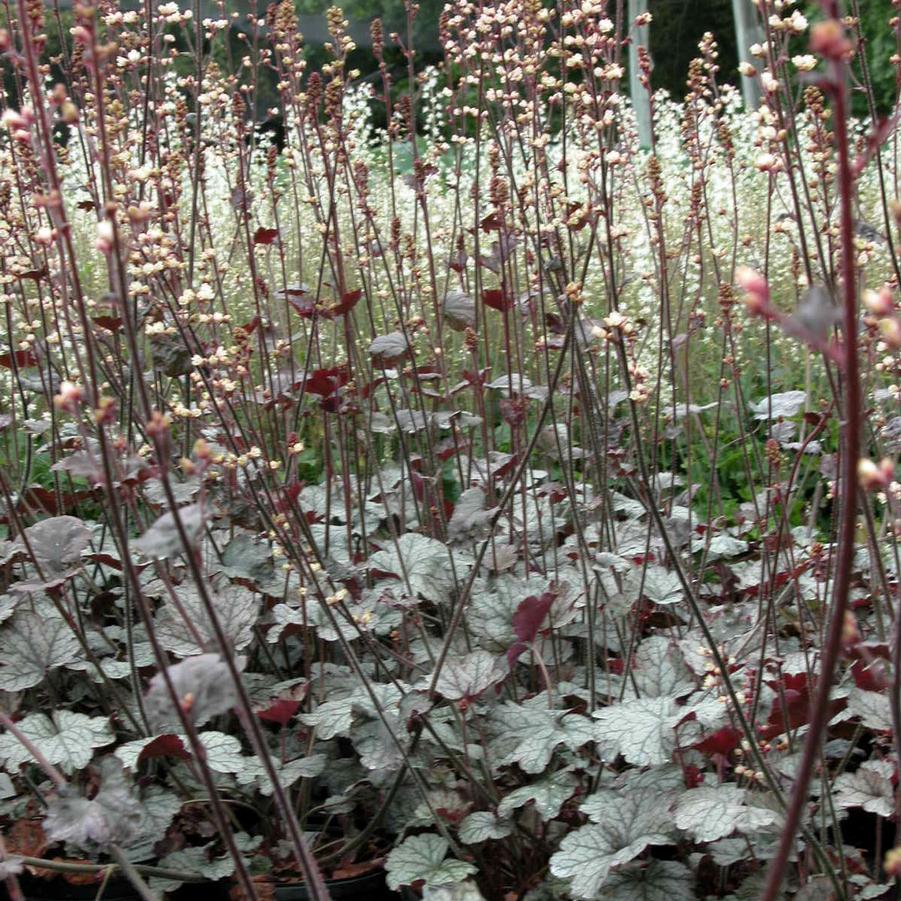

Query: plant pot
left=4, top=874, right=140, bottom=901
left=274, top=868, right=397, bottom=900
left=2, top=874, right=229, bottom=901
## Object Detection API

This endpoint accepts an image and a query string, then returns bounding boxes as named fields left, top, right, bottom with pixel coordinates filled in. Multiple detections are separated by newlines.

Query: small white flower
left=760, top=70, right=780, bottom=93
left=787, top=11, right=808, bottom=33
left=792, top=54, right=817, bottom=72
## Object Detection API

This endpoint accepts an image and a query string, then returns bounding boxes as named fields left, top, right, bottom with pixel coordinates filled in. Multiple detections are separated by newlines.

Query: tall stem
left=761, top=15, right=860, bottom=900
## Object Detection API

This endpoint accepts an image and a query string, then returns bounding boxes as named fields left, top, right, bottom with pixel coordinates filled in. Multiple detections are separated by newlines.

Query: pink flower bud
left=53, top=380, right=84, bottom=413
left=1, top=109, right=26, bottom=130
left=858, top=457, right=895, bottom=491
left=34, top=226, right=54, bottom=246
left=95, top=220, right=114, bottom=254
left=879, top=316, right=901, bottom=348
left=736, top=266, right=771, bottom=315
left=71, top=25, right=92, bottom=45
left=810, top=19, right=852, bottom=61
left=864, top=286, right=894, bottom=316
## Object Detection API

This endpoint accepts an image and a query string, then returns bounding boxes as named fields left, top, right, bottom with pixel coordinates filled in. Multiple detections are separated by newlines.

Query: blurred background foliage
left=4, top=0, right=898, bottom=128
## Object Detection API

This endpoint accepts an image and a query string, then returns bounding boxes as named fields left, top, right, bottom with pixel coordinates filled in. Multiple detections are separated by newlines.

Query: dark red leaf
left=288, top=295, right=319, bottom=319
left=758, top=673, right=844, bottom=740
left=257, top=699, right=301, bottom=727
left=467, top=212, right=500, bottom=233
left=449, top=248, right=468, bottom=273
left=513, top=592, right=555, bottom=643
left=849, top=657, right=890, bottom=692
left=508, top=592, right=555, bottom=665
left=137, top=734, right=190, bottom=764
left=304, top=366, right=349, bottom=397
left=92, top=316, right=123, bottom=332
left=683, top=764, right=704, bottom=788
left=253, top=227, right=280, bottom=246
left=275, top=482, right=303, bottom=514
left=86, top=553, right=124, bottom=570
left=359, top=375, right=386, bottom=399
left=482, top=288, right=512, bottom=312
left=319, top=396, right=342, bottom=413
left=694, top=727, right=742, bottom=757
left=0, top=350, right=38, bottom=368
left=462, top=368, right=491, bottom=387
left=331, top=289, right=363, bottom=317
left=18, top=487, right=90, bottom=517
left=435, top=436, right=468, bottom=462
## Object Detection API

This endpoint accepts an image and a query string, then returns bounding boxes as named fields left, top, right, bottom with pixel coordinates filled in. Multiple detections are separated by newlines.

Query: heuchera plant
left=0, top=0, right=900, bottom=899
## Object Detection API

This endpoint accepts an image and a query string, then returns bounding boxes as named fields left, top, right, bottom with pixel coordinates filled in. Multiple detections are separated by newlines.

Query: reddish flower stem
left=761, top=13, right=860, bottom=901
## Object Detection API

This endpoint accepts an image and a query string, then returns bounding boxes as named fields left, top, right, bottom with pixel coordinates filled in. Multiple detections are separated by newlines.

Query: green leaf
left=497, top=771, right=578, bottom=820
left=834, top=760, right=895, bottom=817
left=115, top=731, right=243, bottom=774
left=0, top=609, right=82, bottom=691
left=623, top=566, right=683, bottom=607
left=196, top=731, right=244, bottom=773
left=369, top=533, right=456, bottom=604
left=215, top=532, right=275, bottom=588
left=385, top=834, right=477, bottom=891
left=549, top=789, right=675, bottom=899
left=133, top=505, right=205, bottom=560
left=598, top=860, right=696, bottom=901
left=458, top=811, right=512, bottom=844
left=123, top=787, right=182, bottom=861
left=847, top=687, right=893, bottom=731
left=0, top=711, right=113, bottom=774
left=44, top=757, right=141, bottom=849
left=674, top=784, right=778, bottom=843
left=153, top=584, right=259, bottom=657
left=152, top=843, right=235, bottom=892
left=423, top=880, right=485, bottom=900
left=627, top=636, right=694, bottom=699
left=491, top=702, right=594, bottom=774
left=144, top=654, right=237, bottom=730
left=594, top=698, right=680, bottom=766
left=11, top=516, right=91, bottom=591
left=433, top=651, right=506, bottom=701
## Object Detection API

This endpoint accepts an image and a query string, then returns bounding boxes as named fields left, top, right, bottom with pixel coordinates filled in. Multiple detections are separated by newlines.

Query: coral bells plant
left=1, top=0, right=901, bottom=898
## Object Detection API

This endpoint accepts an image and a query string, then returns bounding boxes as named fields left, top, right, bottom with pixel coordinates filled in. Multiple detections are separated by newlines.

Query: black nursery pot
left=5, top=875, right=140, bottom=901
left=6, top=875, right=229, bottom=901
left=274, top=868, right=397, bottom=900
